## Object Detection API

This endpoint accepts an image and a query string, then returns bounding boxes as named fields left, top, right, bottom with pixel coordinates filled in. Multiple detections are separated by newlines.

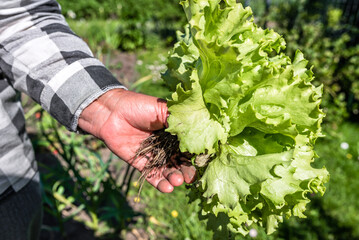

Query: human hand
left=78, top=89, right=196, bottom=192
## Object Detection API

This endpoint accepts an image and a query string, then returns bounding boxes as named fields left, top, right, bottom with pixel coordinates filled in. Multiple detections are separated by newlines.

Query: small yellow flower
left=133, top=181, right=138, bottom=187
left=346, top=153, right=353, bottom=159
left=134, top=197, right=140, bottom=203
left=171, top=210, right=179, bottom=218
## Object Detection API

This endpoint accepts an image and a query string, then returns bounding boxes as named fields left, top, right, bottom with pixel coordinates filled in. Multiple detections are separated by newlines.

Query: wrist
left=78, top=88, right=127, bottom=139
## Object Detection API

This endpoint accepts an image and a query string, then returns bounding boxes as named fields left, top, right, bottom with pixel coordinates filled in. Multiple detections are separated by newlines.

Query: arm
left=0, top=0, right=195, bottom=192
left=0, top=0, right=125, bottom=131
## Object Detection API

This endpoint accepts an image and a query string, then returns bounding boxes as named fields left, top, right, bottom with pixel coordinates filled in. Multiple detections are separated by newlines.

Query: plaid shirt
left=0, top=0, right=124, bottom=194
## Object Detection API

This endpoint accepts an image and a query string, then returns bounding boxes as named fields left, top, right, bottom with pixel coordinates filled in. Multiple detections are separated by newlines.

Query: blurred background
left=25, top=0, right=359, bottom=239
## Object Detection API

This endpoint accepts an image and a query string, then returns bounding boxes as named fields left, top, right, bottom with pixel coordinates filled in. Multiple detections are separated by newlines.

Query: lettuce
left=162, top=0, right=329, bottom=236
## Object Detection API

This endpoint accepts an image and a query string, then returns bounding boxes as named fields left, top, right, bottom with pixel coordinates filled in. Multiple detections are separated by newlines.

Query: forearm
left=0, top=0, right=125, bottom=131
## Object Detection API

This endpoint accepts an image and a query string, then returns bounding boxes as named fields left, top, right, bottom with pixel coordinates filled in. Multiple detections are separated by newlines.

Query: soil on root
left=134, top=129, right=192, bottom=192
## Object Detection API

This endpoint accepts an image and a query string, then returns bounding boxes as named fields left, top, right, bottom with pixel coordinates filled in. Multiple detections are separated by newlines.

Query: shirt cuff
left=71, top=84, right=128, bottom=133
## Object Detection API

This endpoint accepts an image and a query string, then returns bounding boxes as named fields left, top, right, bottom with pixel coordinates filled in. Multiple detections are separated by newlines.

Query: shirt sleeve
left=0, top=0, right=125, bottom=131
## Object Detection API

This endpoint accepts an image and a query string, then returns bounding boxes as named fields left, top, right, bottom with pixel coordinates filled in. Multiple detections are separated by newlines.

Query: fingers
left=163, top=168, right=184, bottom=187
left=145, top=165, right=196, bottom=193
left=146, top=167, right=184, bottom=193
left=157, top=179, right=174, bottom=193
left=145, top=173, right=174, bottom=193
left=180, top=165, right=197, bottom=184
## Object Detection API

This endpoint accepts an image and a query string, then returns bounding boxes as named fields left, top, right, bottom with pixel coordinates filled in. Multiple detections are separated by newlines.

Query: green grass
left=129, top=183, right=213, bottom=240
left=314, top=123, right=359, bottom=237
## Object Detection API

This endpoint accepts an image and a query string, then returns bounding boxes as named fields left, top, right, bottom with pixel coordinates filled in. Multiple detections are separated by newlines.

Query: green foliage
left=124, top=122, right=359, bottom=240
left=28, top=107, right=137, bottom=237
left=259, top=0, right=359, bottom=125
left=269, top=123, right=359, bottom=240
left=58, top=0, right=120, bottom=19
left=162, top=0, right=328, bottom=236
left=68, top=20, right=120, bottom=54
left=60, top=0, right=186, bottom=50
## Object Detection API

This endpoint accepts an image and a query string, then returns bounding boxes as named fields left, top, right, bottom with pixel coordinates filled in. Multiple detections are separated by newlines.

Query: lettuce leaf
left=162, top=0, right=329, bottom=236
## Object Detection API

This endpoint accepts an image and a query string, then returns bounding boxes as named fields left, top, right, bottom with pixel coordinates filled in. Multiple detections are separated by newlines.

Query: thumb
left=116, top=90, right=169, bottom=131
left=149, top=98, right=169, bottom=130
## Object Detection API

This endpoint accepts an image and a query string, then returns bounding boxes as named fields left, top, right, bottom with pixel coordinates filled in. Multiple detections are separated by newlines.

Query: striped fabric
left=0, top=0, right=125, bottom=194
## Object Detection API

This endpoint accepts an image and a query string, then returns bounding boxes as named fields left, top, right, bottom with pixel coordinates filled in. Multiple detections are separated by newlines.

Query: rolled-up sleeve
left=0, top=0, right=125, bottom=131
